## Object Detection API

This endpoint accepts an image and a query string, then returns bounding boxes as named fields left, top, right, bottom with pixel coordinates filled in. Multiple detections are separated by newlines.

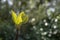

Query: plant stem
left=15, top=29, right=18, bottom=40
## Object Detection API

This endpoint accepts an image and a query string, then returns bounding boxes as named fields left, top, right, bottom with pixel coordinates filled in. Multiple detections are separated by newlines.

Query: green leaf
left=0, top=38, right=2, bottom=40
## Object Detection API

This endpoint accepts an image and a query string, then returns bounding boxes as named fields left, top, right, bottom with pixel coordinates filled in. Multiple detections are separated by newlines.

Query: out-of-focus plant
left=0, top=38, right=2, bottom=40
left=11, top=10, right=29, bottom=40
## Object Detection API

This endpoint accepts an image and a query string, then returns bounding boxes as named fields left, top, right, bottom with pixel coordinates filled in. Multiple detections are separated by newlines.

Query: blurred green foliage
left=0, top=0, right=60, bottom=40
